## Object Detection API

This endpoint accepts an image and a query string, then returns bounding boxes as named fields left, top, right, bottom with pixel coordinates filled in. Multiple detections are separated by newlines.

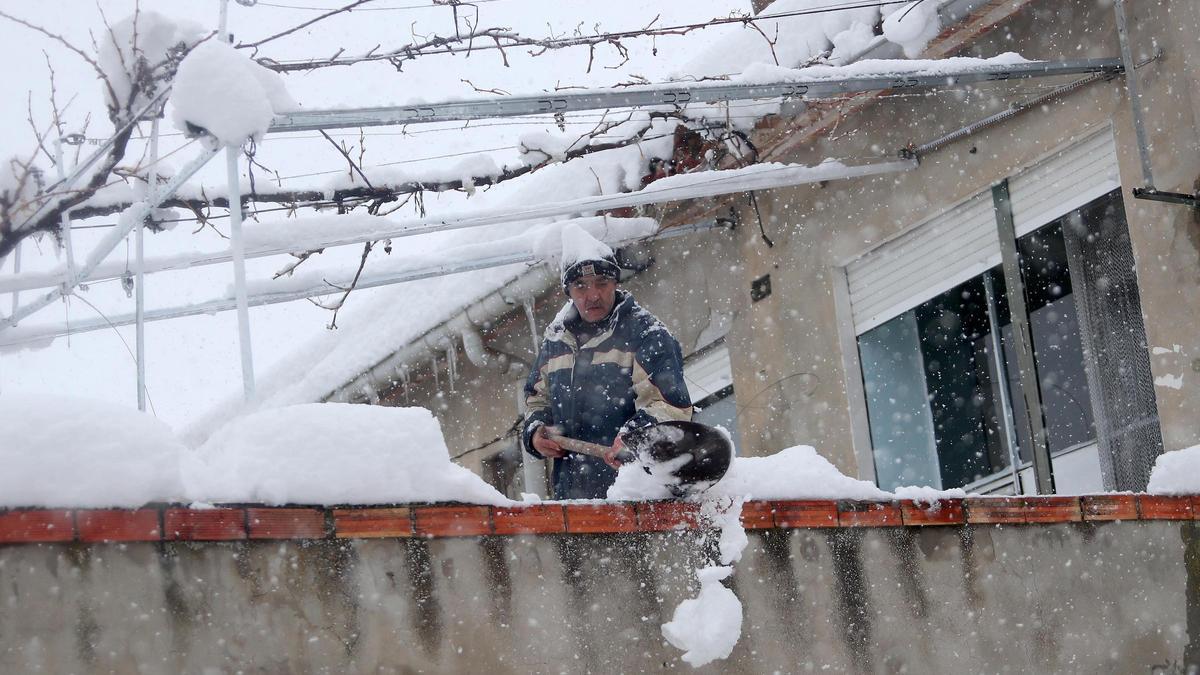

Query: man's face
left=568, top=274, right=618, bottom=323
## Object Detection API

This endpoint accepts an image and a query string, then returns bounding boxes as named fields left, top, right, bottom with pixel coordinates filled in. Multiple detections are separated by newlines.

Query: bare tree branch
left=236, top=0, right=377, bottom=51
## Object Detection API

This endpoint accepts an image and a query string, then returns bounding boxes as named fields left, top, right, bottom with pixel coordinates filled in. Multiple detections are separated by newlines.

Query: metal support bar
left=54, top=140, right=78, bottom=289
left=904, top=72, right=1110, bottom=159
left=1, top=158, right=916, bottom=295
left=1114, top=0, right=1155, bottom=188
left=135, top=119, right=160, bottom=411
left=7, top=244, right=18, bottom=324
left=19, top=87, right=173, bottom=233
left=0, top=219, right=725, bottom=347
left=0, top=145, right=221, bottom=332
left=520, top=295, right=546, bottom=498
left=226, top=146, right=256, bottom=400
left=270, top=58, right=1123, bottom=133
left=992, top=180, right=1055, bottom=495
left=983, top=271, right=1023, bottom=495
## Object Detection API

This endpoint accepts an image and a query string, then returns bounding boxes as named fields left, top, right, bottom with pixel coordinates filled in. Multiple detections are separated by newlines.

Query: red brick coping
left=0, top=495, right=1194, bottom=544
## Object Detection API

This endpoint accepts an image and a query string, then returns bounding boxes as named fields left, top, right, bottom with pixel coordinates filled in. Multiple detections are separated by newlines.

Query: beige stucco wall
left=2, top=520, right=1197, bottom=673
left=722, top=0, right=1200, bottom=475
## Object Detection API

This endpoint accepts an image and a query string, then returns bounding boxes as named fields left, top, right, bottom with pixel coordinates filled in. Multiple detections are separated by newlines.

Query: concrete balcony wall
left=1, top=496, right=1198, bottom=673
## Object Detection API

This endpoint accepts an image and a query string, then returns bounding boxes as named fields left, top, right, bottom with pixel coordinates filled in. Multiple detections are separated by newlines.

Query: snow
left=1147, top=444, right=1200, bottom=495
left=555, top=222, right=616, bottom=274
left=169, top=40, right=296, bottom=146
left=660, top=565, right=744, bottom=668
left=184, top=403, right=509, bottom=506
left=0, top=394, right=184, bottom=508
left=98, top=11, right=205, bottom=115
left=0, top=395, right=510, bottom=508
left=882, top=1, right=941, bottom=58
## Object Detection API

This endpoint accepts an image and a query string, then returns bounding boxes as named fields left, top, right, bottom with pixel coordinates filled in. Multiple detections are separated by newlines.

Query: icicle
left=445, top=337, right=458, bottom=392
left=398, top=364, right=411, bottom=403
left=522, top=299, right=540, bottom=354
left=430, top=355, right=440, bottom=392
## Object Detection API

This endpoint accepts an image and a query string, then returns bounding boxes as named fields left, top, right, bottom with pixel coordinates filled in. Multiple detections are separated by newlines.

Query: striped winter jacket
left=522, top=290, right=693, bottom=499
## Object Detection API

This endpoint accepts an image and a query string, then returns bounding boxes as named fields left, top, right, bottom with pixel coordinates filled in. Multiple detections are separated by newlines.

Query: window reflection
left=859, top=213, right=1097, bottom=491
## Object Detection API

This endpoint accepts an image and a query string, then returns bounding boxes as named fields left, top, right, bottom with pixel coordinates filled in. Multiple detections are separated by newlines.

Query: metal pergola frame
left=0, top=52, right=1129, bottom=415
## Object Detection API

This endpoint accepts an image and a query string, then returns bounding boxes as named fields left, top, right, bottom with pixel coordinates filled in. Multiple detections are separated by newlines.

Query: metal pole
left=0, top=145, right=220, bottom=331
left=2, top=159, right=916, bottom=295
left=269, top=58, right=1125, bottom=134
left=54, top=139, right=77, bottom=289
left=983, top=271, right=1023, bottom=495
left=520, top=298, right=547, bottom=498
left=0, top=218, right=727, bottom=346
left=8, top=243, right=19, bottom=325
left=135, top=119, right=160, bottom=411
left=992, top=180, right=1055, bottom=494
left=226, top=146, right=256, bottom=400
left=1114, top=0, right=1155, bottom=188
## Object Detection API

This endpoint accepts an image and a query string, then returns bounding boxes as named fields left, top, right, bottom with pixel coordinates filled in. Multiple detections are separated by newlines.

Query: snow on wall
left=1146, top=444, right=1200, bottom=495
left=169, top=40, right=296, bottom=146
left=184, top=403, right=509, bottom=506
left=0, top=394, right=184, bottom=508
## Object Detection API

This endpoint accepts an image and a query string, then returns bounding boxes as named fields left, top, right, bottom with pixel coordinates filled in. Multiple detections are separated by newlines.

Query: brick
left=838, top=501, right=902, bottom=527
left=563, top=503, right=638, bottom=534
left=636, top=502, right=701, bottom=532
left=164, top=508, right=246, bottom=541
left=333, top=508, right=413, bottom=539
left=1022, top=496, right=1082, bottom=523
left=1138, top=495, right=1193, bottom=521
left=491, top=505, right=565, bottom=535
left=77, top=509, right=161, bottom=543
left=1081, top=495, right=1138, bottom=522
left=740, top=501, right=777, bottom=530
left=900, top=498, right=965, bottom=526
left=772, top=500, right=837, bottom=528
left=413, top=506, right=491, bottom=538
left=965, top=497, right=1027, bottom=524
left=247, top=508, right=327, bottom=539
left=0, top=509, right=75, bottom=543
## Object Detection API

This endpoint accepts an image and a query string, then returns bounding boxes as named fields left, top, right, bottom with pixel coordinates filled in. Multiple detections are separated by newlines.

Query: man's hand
left=601, top=435, right=626, bottom=470
left=531, top=425, right=567, bottom=459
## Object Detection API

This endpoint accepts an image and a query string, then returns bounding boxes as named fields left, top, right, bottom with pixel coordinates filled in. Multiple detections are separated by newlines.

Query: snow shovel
left=544, top=420, right=733, bottom=497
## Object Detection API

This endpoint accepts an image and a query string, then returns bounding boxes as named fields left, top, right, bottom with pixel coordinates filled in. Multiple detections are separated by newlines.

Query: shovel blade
left=623, top=420, right=733, bottom=495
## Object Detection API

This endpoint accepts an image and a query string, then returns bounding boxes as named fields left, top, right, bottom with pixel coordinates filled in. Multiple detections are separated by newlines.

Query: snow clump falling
left=661, top=564, right=744, bottom=668
left=1147, top=444, right=1200, bottom=494
left=0, top=394, right=185, bottom=508
left=184, top=403, right=509, bottom=506
left=169, top=40, right=297, bottom=146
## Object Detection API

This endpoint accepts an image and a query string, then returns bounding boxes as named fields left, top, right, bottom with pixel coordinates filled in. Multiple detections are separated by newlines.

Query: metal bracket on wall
left=1132, top=187, right=1200, bottom=209
left=1112, top=0, right=1197, bottom=212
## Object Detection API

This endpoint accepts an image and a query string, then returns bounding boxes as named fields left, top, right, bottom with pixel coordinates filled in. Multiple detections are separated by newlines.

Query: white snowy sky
left=0, top=0, right=748, bottom=430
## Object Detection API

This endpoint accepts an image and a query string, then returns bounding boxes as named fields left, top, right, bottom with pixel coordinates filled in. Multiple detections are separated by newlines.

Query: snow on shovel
left=545, top=420, right=733, bottom=498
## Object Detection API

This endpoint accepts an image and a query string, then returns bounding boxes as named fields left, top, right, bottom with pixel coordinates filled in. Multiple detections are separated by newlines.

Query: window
left=858, top=200, right=1104, bottom=492
left=684, top=343, right=740, bottom=453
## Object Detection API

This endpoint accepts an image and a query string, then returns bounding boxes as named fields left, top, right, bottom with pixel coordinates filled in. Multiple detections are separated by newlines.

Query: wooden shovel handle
left=545, top=432, right=636, bottom=465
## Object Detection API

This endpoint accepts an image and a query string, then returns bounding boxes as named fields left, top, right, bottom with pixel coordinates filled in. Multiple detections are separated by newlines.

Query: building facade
left=339, top=0, right=1200, bottom=498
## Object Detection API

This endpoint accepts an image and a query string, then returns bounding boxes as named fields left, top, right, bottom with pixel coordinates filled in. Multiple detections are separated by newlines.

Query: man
left=522, top=250, right=693, bottom=499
